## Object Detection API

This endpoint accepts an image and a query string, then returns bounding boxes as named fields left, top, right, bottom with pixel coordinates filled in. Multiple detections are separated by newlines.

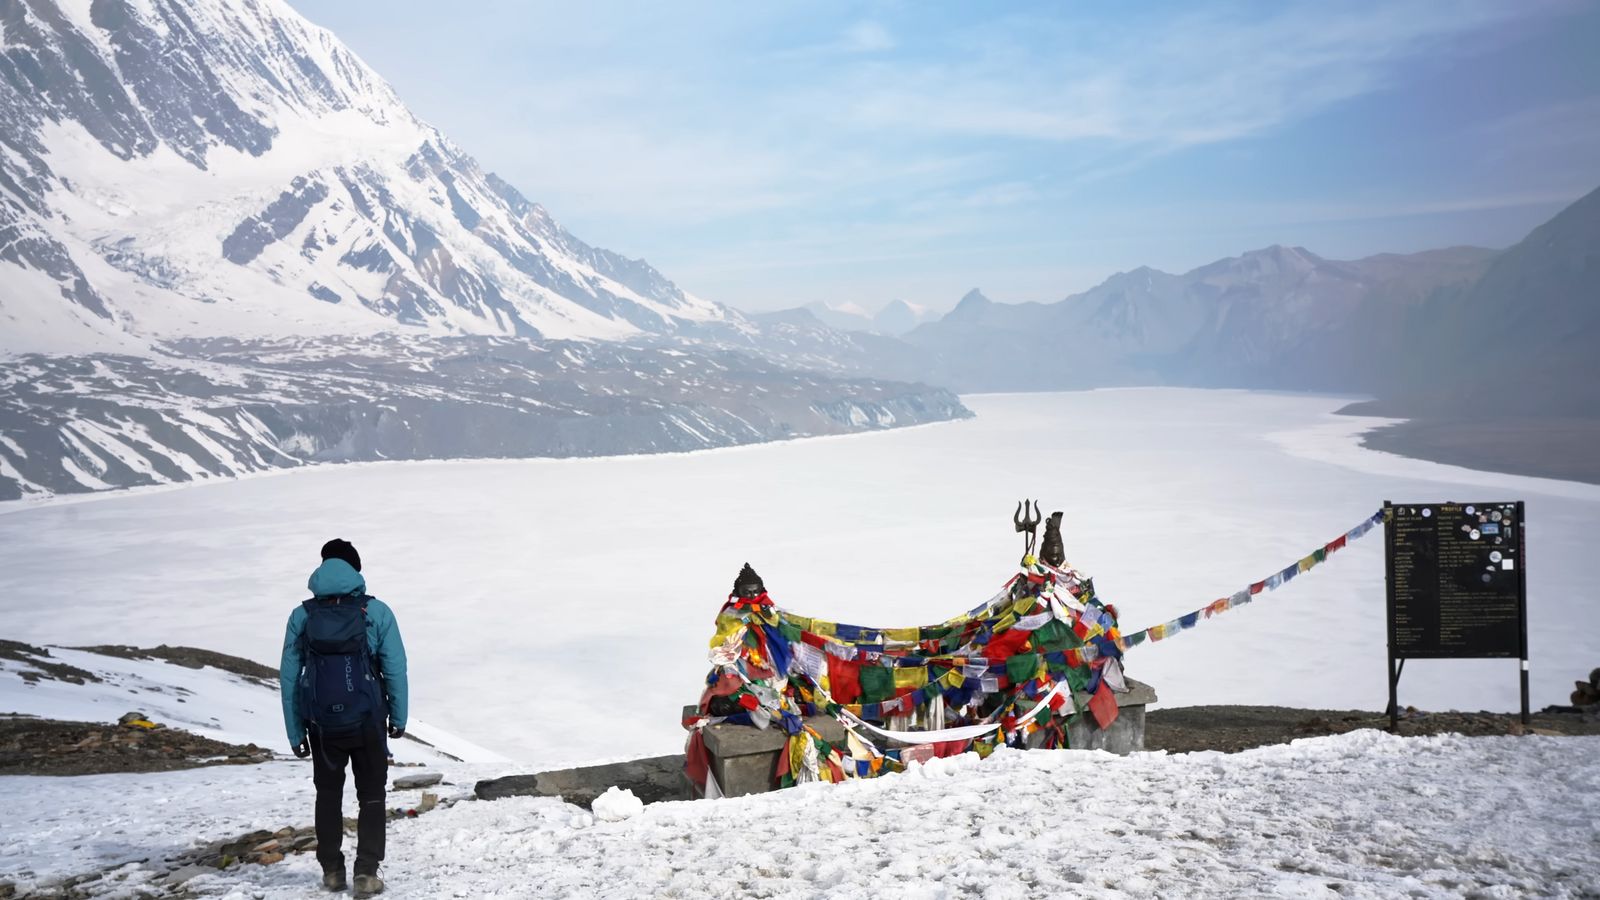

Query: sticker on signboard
left=1481, top=523, right=1500, bottom=535
left=1502, top=559, right=1515, bottom=571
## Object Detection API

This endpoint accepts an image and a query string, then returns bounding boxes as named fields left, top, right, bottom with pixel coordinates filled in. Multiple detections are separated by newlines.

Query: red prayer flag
left=1249, top=581, right=1265, bottom=595
left=684, top=730, right=710, bottom=790
left=1326, top=535, right=1347, bottom=554
left=827, top=654, right=863, bottom=704
left=1088, top=682, right=1119, bottom=729
left=984, top=626, right=1032, bottom=660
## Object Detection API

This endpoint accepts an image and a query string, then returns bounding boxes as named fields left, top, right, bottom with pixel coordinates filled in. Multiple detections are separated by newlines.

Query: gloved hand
left=388, top=725, right=405, bottom=740
left=293, top=741, right=311, bottom=759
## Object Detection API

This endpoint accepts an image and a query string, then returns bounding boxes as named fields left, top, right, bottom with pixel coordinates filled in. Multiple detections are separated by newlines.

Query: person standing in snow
left=279, top=539, right=408, bottom=898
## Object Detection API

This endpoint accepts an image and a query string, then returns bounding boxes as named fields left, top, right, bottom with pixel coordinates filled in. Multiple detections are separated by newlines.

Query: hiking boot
left=322, top=868, right=347, bottom=892
left=352, top=873, right=385, bottom=898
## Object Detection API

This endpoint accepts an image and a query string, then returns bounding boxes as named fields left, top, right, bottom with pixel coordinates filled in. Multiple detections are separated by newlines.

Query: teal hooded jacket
left=279, top=558, right=408, bottom=748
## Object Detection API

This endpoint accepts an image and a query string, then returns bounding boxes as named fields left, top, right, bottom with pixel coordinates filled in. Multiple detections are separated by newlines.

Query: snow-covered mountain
left=802, top=301, right=876, bottom=333
left=0, top=0, right=970, bottom=500
left=872, top=298, right=935, bottom=336
left=0, top=0, right=731, bottom=356
left=800, top=299, right=937, bottom=336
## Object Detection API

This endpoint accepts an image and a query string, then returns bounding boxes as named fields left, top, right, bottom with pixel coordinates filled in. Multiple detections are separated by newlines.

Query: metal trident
left=1013, top=499, right=1042, bottom=557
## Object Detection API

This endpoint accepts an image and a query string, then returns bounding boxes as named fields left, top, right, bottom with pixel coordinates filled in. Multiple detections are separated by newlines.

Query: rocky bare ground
left=1144, top=704, right=1600, bottom=754
left=0, top=715, right=270, bottom=776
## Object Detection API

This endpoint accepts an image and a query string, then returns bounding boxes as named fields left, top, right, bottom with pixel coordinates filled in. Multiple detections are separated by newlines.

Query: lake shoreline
left=1336, top=402, right=1600, bottom=487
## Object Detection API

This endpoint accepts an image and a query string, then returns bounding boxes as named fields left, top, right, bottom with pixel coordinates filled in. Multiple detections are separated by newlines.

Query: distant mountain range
left=899, top=186, right=1599, bottom=429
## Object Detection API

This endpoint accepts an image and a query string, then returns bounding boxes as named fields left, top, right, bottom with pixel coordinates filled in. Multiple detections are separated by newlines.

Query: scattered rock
left=475, top=755, right=688, bottom=808
left=256, top=851, right=284, bottom=865
left=418, top=792, right=438, bottom=813
left=392, top=771, right=442, bottom=790
left=475, top=773, right=541, bottom=802
left=117, top=711, right=164, bottom=730
left=163, top=864, right=213, bottom=886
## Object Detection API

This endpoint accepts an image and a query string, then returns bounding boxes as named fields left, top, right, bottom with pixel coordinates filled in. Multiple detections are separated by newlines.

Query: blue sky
left=295, top=0, right=1600, bottom=314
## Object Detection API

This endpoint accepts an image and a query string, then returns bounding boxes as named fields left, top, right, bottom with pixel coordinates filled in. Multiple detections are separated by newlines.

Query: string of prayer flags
left=1114, top=509, right=1383, bottom=650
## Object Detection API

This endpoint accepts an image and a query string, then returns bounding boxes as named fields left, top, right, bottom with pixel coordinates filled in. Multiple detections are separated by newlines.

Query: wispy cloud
left=307, top=0, right=1596, bottom=310
left=823, top=2, right=1541, bottom=147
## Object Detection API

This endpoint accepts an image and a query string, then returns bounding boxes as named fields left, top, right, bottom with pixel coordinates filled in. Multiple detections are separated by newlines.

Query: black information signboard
left=1384, top=501, right=1528, bottom=726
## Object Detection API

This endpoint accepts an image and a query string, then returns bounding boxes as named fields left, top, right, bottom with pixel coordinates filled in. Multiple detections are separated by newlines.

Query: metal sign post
left=1384, top=501, right=1529, bottom=731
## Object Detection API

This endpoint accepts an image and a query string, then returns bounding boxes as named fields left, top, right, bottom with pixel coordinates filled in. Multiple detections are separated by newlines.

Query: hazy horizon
left=294, top=0, right=1600, bottom=315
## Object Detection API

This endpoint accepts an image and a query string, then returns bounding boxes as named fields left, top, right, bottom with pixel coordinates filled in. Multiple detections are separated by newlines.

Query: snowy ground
left=37, top=731, right=1598, bottom=899
left=0, top=646, right=515, bottom=888
left=2, top=389, right=1597, bottom=767
left=0, top=647, right=503, bottom=766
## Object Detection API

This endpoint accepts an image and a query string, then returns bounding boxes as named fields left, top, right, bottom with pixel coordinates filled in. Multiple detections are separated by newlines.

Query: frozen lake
left=2, top=388, right=1596, bottom=766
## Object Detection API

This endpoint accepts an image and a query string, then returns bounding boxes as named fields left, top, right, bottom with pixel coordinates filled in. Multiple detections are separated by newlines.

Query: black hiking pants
left=310, top=726, right=388, bottom=876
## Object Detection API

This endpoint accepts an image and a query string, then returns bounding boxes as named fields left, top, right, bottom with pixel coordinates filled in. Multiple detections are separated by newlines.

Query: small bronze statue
left=1040, top=511, right=1065, bottom=567
left=731, top=563, right=766, bottom=599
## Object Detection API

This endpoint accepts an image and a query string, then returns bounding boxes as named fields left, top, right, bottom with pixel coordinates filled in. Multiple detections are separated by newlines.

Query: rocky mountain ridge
left=0, top=335, right=967, bottom=500
left=0, top=0, right=971, bottom=499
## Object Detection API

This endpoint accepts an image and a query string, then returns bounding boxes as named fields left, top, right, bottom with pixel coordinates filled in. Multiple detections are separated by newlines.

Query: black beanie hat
left=320, top=538, right=361, bottom=572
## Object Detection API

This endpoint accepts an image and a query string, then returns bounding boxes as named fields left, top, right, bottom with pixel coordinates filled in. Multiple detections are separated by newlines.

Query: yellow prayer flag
left=886, top=627, right=919, bottom=643
left=1298, top=555, right=1315, bottom=573
left=893, top=667, right=929, bottom=689
left=709, top=619, right=742, bottom=648
left=812, top=621, right=837, bottom=638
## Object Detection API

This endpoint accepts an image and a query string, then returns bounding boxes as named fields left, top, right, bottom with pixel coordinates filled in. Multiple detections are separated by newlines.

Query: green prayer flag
left=859, top=665, right=894, bottom=703
left=1005, top=652, right=1040, bottom=684
left=1032, top=619, right=1072, bottom=652
left=779, top=620, right=802, bottom=644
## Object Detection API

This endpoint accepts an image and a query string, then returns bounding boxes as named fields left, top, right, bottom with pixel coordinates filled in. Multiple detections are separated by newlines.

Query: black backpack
left=296, top=595, right=385, bottom=737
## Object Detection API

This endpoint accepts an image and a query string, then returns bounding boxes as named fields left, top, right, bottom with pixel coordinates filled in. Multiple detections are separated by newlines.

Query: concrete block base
left=693, top=678, right=1157, bottom=798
